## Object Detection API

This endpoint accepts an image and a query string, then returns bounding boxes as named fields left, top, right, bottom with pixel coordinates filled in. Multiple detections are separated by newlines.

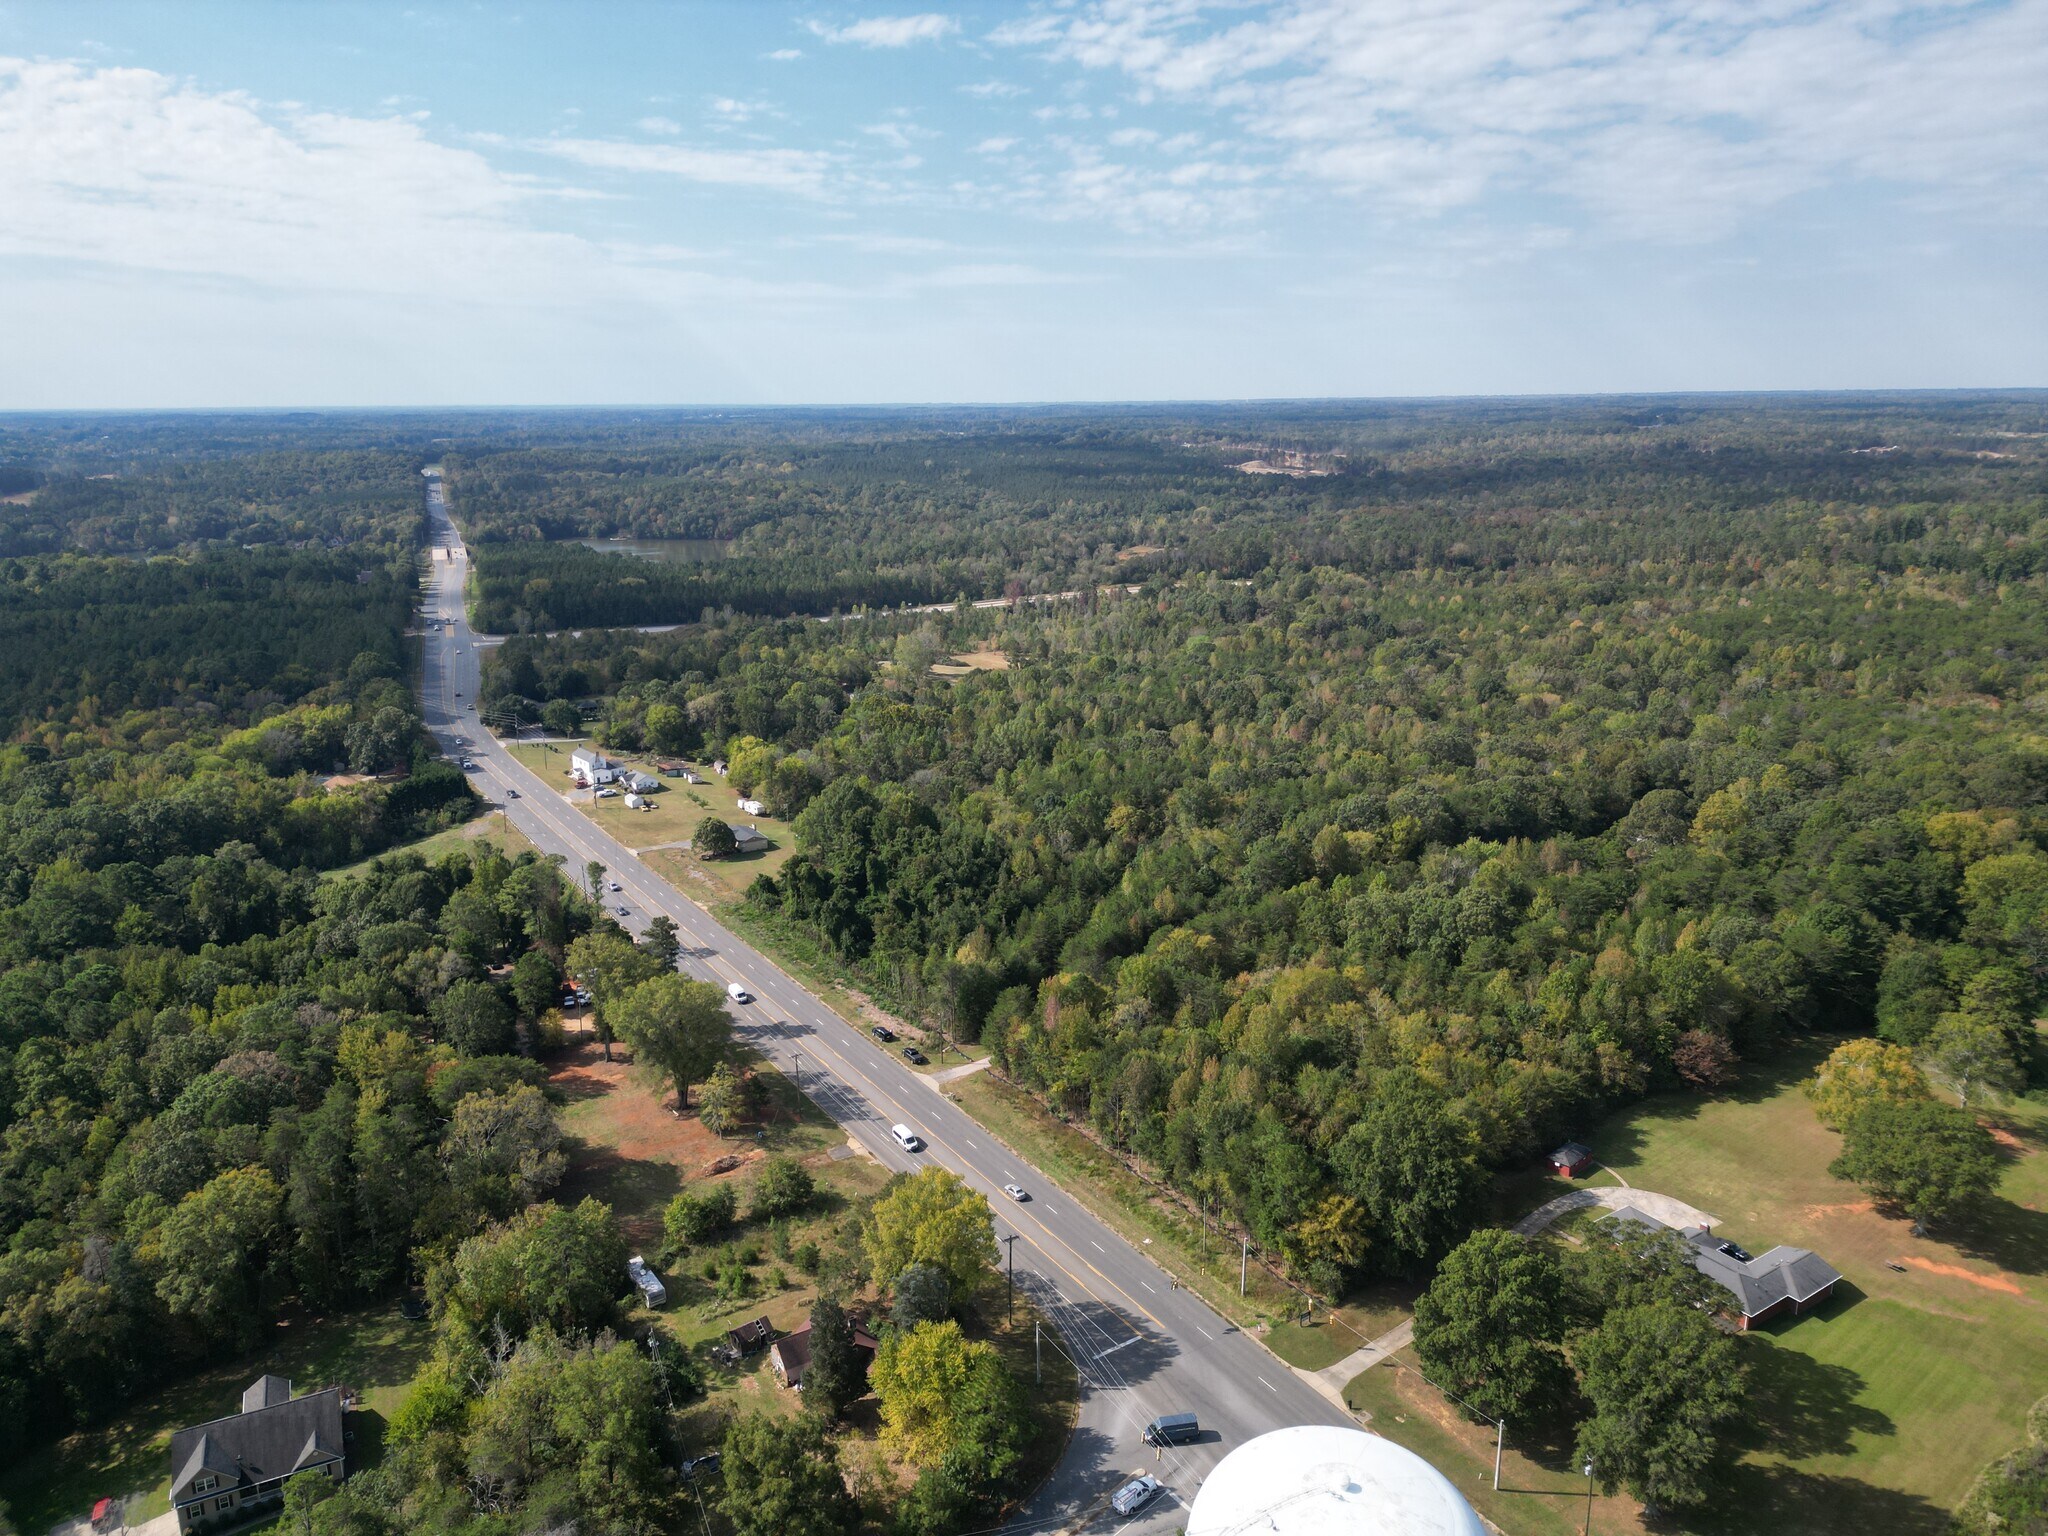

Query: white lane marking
left=1096, top=1337, right=1139, bottom=1360
left=1258, top=1375, right=1277, bottom=1393
left=1091, top=1240, right=1105, bottom=1253
left=965, top=1139, right=978, bottom=1148
left=1196, top=1326, right=1214, bottom=1341
left=1140, top=1281, right=1155, bottom=1293
left=1045, top=1205, right=1058, bottom=1215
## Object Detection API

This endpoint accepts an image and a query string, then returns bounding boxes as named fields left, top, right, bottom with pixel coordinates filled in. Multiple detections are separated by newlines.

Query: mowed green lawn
left=1588, top=1042, right=2048, bottom=1534
left=0, top=1306, right=430, bottom=1535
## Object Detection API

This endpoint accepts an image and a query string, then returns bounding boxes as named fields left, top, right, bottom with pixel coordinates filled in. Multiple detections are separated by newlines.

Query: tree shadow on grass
left=1948, top=1196, right=2048, bottom=1278
left=1737, top=1327, right=1892, bottom=1461
left=1684, top=1466, right=1949, bottom=1536
left=559, top=1140, right=684, bottom=1233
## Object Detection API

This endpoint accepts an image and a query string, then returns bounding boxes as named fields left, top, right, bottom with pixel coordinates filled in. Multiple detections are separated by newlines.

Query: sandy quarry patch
left=1895, top=1256, right=2027, bottom=1296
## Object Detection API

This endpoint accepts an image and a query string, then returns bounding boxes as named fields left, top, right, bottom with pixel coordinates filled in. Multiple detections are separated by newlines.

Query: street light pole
left=1241, top=1235, right=1249, bottom=1296
left=1583, top=1459, right=1595, bottom=1535
left=1001, top=1234, right=1019, bottom=1327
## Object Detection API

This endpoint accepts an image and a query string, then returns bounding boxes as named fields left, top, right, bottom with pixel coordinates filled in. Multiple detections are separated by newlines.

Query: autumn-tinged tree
left=871, top=1320, right=1000, bottom=1461
left=864, top=1168, right=996, bottom=1307
left=1803, top=1038, right=1929, bottom=1130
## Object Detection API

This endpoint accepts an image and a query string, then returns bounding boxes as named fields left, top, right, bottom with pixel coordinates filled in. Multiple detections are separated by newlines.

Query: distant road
left=418, top=481, right=1348, bottom=1533
left=470, top=581, right=1147, bottom=647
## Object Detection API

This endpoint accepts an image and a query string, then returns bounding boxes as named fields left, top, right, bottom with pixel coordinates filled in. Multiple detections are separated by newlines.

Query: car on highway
left=506, top=788, right=519, bottom=798
left=869, top=1025, right=896, bottom=1042
left=1003, top=1184, right=1028, bottom=1202
left=609, top=881, right=623, bottom=892
left=460, top=759, right=477, bottom=770
left=726, top=982, right=752, bottom=1004
left=890, top=1123, right=924, bottom=1152
left=901, top=1045, right=928, bottom=1065
left=616, top=905, right=631, bottom=917
left=1111, top=1476, right=1162, bottom=1517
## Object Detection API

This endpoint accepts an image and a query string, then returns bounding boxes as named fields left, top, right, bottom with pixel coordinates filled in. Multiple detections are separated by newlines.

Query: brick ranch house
left=168, top=1375, right=346, bottom=1532
left=1609, top=1204, right=1843, bottom=1329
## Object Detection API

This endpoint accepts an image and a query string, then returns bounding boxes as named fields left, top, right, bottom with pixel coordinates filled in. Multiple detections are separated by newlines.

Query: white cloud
left=862, top=118, right=937, bottom=151
left=0, top=55, right=582, bottom=297
left=707, top=96, right=773, bottom=124
left=808, top=13, right=958, bottom=47
left=1000, top=0, right=2048, bottom=241
left=637, top=115, right=682, bottom=135
left=767, top=48, right=804, bottom=61
left=531, top=136, right=834, bottom=193
left=960, top=79, right=1026, bottom=98
left=974, top=136, right=1019, bottom=154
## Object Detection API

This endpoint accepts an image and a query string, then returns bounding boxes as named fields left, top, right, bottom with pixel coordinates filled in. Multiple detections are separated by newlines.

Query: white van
left=891, top=1124, right=924, bottom=1152
left=726, top=982, right=752, bottom=1004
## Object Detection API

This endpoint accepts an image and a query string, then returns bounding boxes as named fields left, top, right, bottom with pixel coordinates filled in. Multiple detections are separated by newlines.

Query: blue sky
left=2, top=0, right=2043, bottom=406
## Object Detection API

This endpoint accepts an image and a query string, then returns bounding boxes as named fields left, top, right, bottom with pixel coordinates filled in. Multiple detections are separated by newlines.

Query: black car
left=870, top=1025, right=896, bottom=1043
left=680, top=1451, right=721, bottom=1481
left=901, top=1045, right=928, bottom=1065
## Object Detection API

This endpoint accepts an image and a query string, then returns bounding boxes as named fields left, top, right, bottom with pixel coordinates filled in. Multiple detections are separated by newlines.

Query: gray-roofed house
left=728, top=823, right=770, bottom=855
left=168, top=1376, right=346, bottom=1532
left=1606, top=1204, right=1842, bottom=1329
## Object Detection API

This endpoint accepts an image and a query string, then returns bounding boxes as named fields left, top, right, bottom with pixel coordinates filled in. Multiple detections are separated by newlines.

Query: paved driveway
left=1512, top=1185, right=1719, bottom=1236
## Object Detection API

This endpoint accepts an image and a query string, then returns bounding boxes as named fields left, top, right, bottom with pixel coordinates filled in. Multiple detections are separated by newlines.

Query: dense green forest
left=476, top=396, right=2048, bottom=1298
left=4, top=397, right=2048, bottom=1533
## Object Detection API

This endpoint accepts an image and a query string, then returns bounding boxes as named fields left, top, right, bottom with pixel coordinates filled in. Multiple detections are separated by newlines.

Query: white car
left=594, top=787, right=619, bottom=798
left=1003, top=1184, right=1028, bottom=1202
left=1111, top=1476, right=1162, bottom=1517
left=609, top=881, right=622, bottom=892
left=726, top=983, right=752, bottom=1004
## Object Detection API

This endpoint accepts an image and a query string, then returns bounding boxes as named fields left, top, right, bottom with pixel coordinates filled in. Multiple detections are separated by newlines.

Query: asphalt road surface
left=417, top=477, right=1349, bottom=1533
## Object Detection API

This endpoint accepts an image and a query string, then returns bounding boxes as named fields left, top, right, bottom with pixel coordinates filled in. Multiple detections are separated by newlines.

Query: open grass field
left=1361, top=1040, right=2048, bottom=1536
left=0, top=1306, right=430, bottom=1536
left=322, top=810, right=537, bottom=881
left=1581, top=1041, right=2048, bottom=1534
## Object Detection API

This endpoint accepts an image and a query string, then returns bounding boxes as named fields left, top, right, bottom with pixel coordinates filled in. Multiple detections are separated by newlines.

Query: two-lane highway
left=415, top=476, right=1349, bottom=1531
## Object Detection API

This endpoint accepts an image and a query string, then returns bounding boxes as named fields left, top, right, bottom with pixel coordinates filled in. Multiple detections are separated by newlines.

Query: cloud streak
left=809, top=13, right=959, bottom=47
left=998, top=0, right=2048, bottom=240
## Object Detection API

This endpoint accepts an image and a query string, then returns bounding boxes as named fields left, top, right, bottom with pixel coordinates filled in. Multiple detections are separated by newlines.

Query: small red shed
left=1549, top=1141, right=1596, bottom=1178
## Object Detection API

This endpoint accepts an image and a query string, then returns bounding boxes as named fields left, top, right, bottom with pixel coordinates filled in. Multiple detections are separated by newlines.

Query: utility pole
left=1494, top=1420, right=1505, bottom=1490
left=1035, top=1321, right=1041, bottom=1385
left=1582, top=1459, right=1595, bottom=1535
left=1001, top=1234, right=1019, bottom=1327
left=1241, top=1236, right=1249, bottom=1297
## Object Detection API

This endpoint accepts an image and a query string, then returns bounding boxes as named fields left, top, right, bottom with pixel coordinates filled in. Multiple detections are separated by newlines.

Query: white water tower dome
left=1187, top=1425, right=1484, bottom=1536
